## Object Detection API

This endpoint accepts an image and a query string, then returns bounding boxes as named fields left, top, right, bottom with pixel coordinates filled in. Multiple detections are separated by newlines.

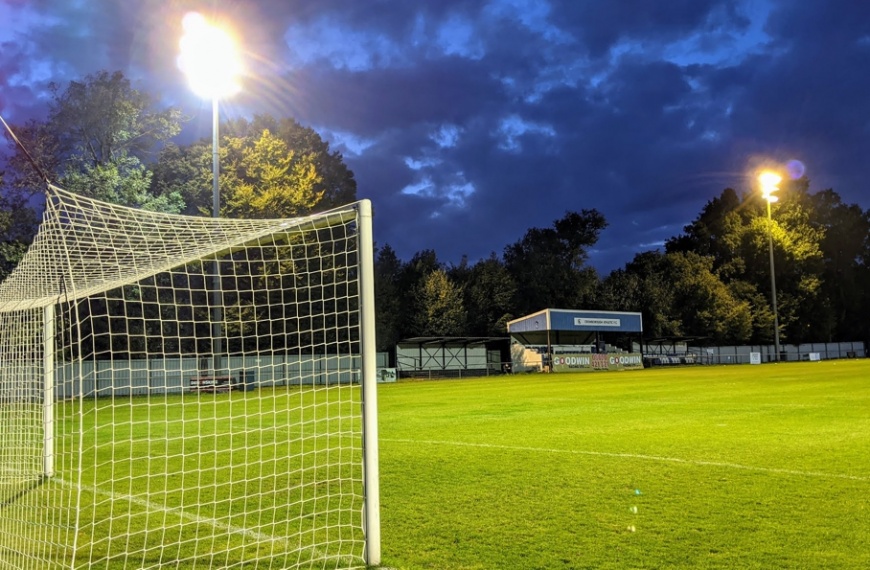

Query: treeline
left=376, top=177, right=870, bottom=350
left=2, top=71, right=869, bottom=354
left=0, top=71, right=356, bottom=279
left=374, top=209, right=607, bottom=349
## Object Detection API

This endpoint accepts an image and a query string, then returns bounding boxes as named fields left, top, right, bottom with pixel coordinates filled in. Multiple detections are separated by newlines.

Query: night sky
left=2, top=1, right=869, bottom=273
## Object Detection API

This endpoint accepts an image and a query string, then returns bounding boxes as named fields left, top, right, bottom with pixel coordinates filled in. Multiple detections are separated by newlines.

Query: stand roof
left=507, top=308, right=643, bottom=346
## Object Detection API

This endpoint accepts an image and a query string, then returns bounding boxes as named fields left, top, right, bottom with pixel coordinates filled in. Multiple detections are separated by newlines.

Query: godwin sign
left=552, top=353, right=644, bottom=372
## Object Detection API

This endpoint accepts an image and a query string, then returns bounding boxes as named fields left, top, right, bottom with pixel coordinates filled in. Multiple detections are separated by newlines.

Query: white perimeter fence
left=0, top=353, right=391, bottom=399
left=687, top=341, right=865, bottom=365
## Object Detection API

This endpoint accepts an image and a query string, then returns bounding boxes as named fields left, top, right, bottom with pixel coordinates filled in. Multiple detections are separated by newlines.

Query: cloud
left=2, top=0, right=869, bottom=276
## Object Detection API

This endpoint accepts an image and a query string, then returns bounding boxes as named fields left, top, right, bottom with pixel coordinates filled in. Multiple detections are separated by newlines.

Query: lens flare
left=786, top=159, right=806, bottom=179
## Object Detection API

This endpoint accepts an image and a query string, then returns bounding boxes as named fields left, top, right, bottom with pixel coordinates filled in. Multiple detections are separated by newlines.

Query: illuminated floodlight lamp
left=178, top=12, right=242, bottom=100
left=758, top=171, right=782, bottom=203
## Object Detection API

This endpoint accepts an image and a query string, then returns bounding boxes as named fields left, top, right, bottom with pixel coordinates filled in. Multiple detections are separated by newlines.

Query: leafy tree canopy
left=5, top=70, right=184, bottom=213
left=656, top=179, right=867, bottom=343
left=48, top=70, right=182, bottom=167
left=504, top=209, right=606, bottom=315
left=413, top=268, right=467, bottom=336
left=153, top=115, right=357, bottom=218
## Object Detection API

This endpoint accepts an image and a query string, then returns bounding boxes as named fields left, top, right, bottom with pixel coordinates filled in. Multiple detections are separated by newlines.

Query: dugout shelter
left=395, top=336, right=509, bottom=378
left=507, top=308, right=644, bottom=373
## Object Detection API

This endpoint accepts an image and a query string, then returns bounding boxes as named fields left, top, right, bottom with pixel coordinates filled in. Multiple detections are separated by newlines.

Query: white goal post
left=0, top=185, right=380, bottom=569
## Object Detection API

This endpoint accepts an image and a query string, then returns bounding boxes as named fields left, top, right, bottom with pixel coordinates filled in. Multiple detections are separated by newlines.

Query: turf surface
left=2, top=360, right=867, bottom=569
left=376, top=360, right=870, bottom=569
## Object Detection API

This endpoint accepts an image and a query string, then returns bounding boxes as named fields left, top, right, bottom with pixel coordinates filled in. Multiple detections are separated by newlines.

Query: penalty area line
left=53, top=478, right=358, bottom=566
left=383, top=438, right=869, bottom=482
left=55, top=477, right=284, bottom=544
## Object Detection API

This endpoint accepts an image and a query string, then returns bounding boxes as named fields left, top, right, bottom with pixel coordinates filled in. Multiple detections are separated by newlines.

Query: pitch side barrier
left=42, top=355, right=362, bottom=398
left=688, top=341, right=865, bottom=365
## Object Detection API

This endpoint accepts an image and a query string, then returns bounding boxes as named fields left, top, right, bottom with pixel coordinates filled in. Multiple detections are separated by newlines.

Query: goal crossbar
left=0, top=185, right=359, bottom=312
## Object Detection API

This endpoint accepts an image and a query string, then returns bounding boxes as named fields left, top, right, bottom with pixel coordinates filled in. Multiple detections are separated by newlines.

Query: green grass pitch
left=1, top=386, right=366, bottom=569
left=2, top=360, right=867, bottom=569
left=377, top=360, right=870, bottom=569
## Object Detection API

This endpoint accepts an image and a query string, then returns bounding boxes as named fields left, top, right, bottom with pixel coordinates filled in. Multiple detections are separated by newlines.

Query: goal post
left=43, top=304, right=55, bottom=479
left=0, top=185, right=380, bottom=569
left=358, top=199, right=381, bottom=566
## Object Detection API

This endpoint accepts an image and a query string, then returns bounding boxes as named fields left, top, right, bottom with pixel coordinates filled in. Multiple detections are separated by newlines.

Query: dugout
left=640, top=336, right=707, bottom=366
left=396, top=336, right=510, bottom=378
left=507, top=309, right=644, bottom=373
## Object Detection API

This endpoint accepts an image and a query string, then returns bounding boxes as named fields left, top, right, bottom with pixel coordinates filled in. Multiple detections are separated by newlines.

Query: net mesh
left=0, top=185, right=371, bottom=569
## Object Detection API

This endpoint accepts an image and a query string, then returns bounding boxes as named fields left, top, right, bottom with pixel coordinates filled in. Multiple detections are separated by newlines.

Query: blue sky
left=2, top=0, right=869, bottom=273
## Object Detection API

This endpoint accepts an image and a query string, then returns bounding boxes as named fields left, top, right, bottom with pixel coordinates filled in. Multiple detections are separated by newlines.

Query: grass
left=376, top=360, right=870, bottom=569
left=2, top=361, right=868, bottom=569
left=1, top=385, right=366, bottom=570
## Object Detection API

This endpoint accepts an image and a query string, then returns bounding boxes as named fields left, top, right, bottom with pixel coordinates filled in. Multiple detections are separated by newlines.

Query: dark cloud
left=288, top=56, right=507, bottom=135
left=1, top=0, right=869, bottom=275
left=552, top=0, right=750, bottom=56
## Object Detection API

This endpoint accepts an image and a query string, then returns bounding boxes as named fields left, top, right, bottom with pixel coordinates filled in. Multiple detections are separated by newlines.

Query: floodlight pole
left=211, top=97, right=223, bottom=375
left=759, top=171, right=782, bottom=363
left=766, top=199, right=780, bottom=362
left=179, top=12, right=239, bottom=377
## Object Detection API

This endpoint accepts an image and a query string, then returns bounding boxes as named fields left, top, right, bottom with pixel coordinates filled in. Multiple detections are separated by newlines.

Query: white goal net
left=0, top=185, right=380, bottom=569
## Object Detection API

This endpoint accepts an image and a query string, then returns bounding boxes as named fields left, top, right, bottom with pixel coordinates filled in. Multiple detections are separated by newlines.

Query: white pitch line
left=55, top=477, right=287, bottom=545
left=383, top=438, right=869, bottom=482
left=53, top=478, right=360, bottom=567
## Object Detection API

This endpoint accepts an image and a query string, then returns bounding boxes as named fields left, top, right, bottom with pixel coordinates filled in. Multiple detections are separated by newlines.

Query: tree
left=398, top=249, right=442, bottom=292
left=244, top=115, right=357, bottom=209
left=666, top=188, right=745, bottom=267
left=665, top=180, right=830, bottom=344
left=412, top=269, right=467, bottom=336
left=755, top=181, right=826, bottom=343
left=0, top=172, right=39, bottom=282
left=374, top=244, right=404, bottom=352
left=150, top=142, right=213, bottom=216
left=394, top=249, right=442, bottom=339
left=809, top=189, right=870, bottom=341
left=4, top=120, right=61, bottom=196
left=50, top=71, right=183, bottom=212
left=48, top=70, right=182, bottom=166
left=504, top=210, right=607, bottom=315
left=596, top=251, right=680, bottom=339
left=221, top=129, right=324, bottom=218
left=154, top=117, right=357, bottom=219
left=462, top=254, right=516, bottom=336
left=5, top=70, right=184, bottom=212
left=61, top=157, right=184, bottom=212
left=666, top=252, right=753, bottom=344
left=603, top=250, right=756, bottom=344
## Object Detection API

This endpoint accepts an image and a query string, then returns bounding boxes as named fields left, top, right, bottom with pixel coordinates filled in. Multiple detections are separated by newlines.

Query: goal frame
left=0, top=186, right=381, bottom=569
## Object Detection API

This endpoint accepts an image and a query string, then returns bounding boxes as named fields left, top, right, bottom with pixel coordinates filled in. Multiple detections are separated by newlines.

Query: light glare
left=178, top=12, right=242, bottom=100
left=758, top=171, right=781, bottom=200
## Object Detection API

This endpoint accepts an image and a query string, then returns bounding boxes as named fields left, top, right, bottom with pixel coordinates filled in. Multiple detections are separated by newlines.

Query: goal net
left=0, top=185, right=380, bottom=569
